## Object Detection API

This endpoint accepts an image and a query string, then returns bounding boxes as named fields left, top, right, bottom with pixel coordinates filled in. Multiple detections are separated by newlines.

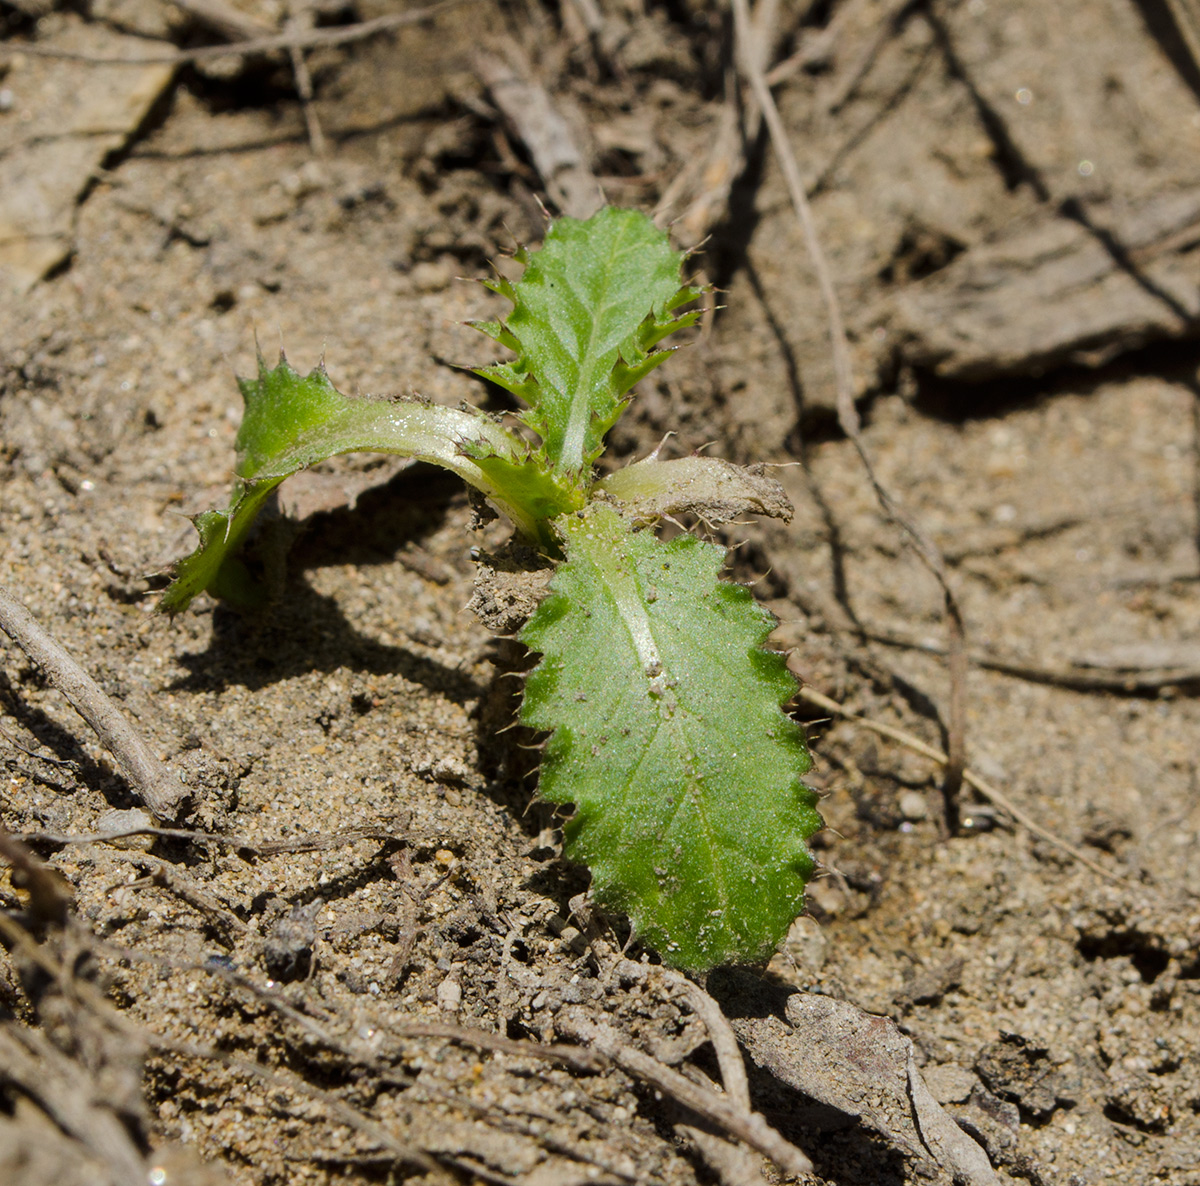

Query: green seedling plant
left=163, top=207, right=822, bottom=972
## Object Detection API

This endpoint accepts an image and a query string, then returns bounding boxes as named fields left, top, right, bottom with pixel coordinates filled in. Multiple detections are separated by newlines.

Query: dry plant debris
left=3, top=1, right=1200, bottom=1184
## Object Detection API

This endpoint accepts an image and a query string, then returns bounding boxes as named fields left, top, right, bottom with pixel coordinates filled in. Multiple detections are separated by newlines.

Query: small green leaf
left=160, top=355, right=577, bottom=612
left=520, top=504, right=822, bottom=971
left=159, top=496, right=280, bottom=615
left=232, top=354, right=523, bottom=490
left=475, top=208, right=702, bottom=477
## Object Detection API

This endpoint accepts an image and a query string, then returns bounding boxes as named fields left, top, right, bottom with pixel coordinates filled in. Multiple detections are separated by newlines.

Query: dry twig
left=0, top=1024, right=149, bottom=1182
left=117, top=852, right=248, bottom=941
left=1163, top=0, right=1200, bottom=80
left=0, top=826, right=74, bottom=926
left=4, top=1, right=461, bottom=65
left=852, top=624, right=1200, bottom=693
left=286, top=2, right=328, bottom=157
left=474, top=42, right=602, bottom=219
left=0, top=907, right=156, bottom=1183
left=730, top=0, right=969, bottom=830
left=0, top=721, right=77, bottom=769
left=1, top=909, right=451, bottom=1181
left=796, top=684, right=1122, bottom=882
left=154, top=1032, right=450, bottom=1179
left=657, top=0, right=780, bottom=244
left=820, top=0, right=919, bottom=114
left=656, top=969, right=764, bottom=1184
left=557, top=1008, right=814, bottom=1179
left=172, top=0, right=276, bottom=41
left=0, top=585, right=187, bottom=819
left=657, top=969, right=750, bottom=1112
left=16, top=818, right=414, bottom=854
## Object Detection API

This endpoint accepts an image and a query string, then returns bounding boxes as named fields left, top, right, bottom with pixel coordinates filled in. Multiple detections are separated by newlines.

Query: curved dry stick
left=797, top=684, right=1122, bottom=883
left=848, top=623, right=1200, bottom=693
left=557, top=1008, right=813, bottom=1178
left=0, top=826, right=74, bottom=926
left=730, top=0, right=969, bottom=826
left=657, top=969, right=751, bottom=1113
left=656, top=969, right=766, bottom=1181
left=3, top=1, right=462, bottom=66
left=0, top=585, right=187, bottom=819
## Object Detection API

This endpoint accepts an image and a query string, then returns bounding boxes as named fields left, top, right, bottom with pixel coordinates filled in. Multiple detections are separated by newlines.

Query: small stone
left=899, top=791, right=928, bottom=821
left=95, top=807, right=156, bottom=850
left=409, top=260, right=453, bottom=293
left=437, top=977, right=462, bottom=1012
left=281, top=160, right=327, bottom=198
left=263, top=902, right=320, bottom=983
left=923, top=1063, right=978, bottom=1104
left=782, top=915, right=828, bottom=972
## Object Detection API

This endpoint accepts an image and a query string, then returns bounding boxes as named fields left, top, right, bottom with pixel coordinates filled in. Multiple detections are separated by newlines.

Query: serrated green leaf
left=232, top=354, right=521, bottom=488
left=475, top=208, right=702, bottom=476
left=458, top=439, right=585, bottom=526
left=519, top=504, right=822, bottom=971
left=160, top=355, right=577, bottom=612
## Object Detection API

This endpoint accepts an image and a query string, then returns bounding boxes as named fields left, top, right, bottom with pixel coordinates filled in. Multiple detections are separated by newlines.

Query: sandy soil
left=2, top=3, right=1199, bottom=1185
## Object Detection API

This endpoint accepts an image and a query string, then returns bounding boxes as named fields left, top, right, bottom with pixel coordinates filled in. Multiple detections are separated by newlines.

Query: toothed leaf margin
left=519, top=504, right=822, bottom=972
left=473, top=208, right=704, bottom=476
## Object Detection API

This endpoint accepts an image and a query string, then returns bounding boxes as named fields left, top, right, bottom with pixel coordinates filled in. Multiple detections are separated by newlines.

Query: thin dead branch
left=1163, top=0, right=1200, bottom=80
left=657, top=969, right=751, bottom=1112
left=15, top=818, right=414, bottom=854
left=151, top=1033, right=449, bottom=1180
left=382, top=1017, right=605, bottom=1074
left=852, top=625, right=1200, bottom=693
left=4, top=911, right=445, bottom=1181
left=0, top=585, right=188, bottom=820
left=731, top=0, right=969, bottom=831
left=3, top=1, right=462, bottom=66
left=474, top=42, right=602, bottom=219
left=556, top=1008, right=814, bottom=1179
left=286, top=3, right=328, bottom=157
left=3, top=892, right=606, bottom=1184
left=117, top=853, right=248, bottom=942
left=173, top=0, right=276, bottom=41
left=0, top=910, right=157, bottom=1185
left=655, top=969, right=764, bottom=1184
left=678, top=1126, right=766, bottom=1186
left=87, top=932, right=606, bottom=1076
left=0, top=722, right=77, bottom=769
left=796, top=684, right=1123, bottom=882
left=82, top=934, right=633, bottom=1181
left=0, top=826, right=74, bottom=927
left=658, top=0, right=779, bottom=244
left=0, top=1025, right=148, bottom=1183
left=821, top=0, right=919, bottom=115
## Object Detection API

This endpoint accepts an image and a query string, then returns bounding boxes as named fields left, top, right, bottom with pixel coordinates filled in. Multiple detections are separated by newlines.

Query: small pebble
left=437, top=977, right=462, bottom=1012
left=899, top=791, right=929, bottom=822
left=263, top=903, right=319, bottom=983
left=281, top=159, right=327, bottom=198
left=923, top=1063, right=978, bottom=1104
left=410, top=260, right=453, bottom=293
left=95, top=807, right=156, bottom=850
